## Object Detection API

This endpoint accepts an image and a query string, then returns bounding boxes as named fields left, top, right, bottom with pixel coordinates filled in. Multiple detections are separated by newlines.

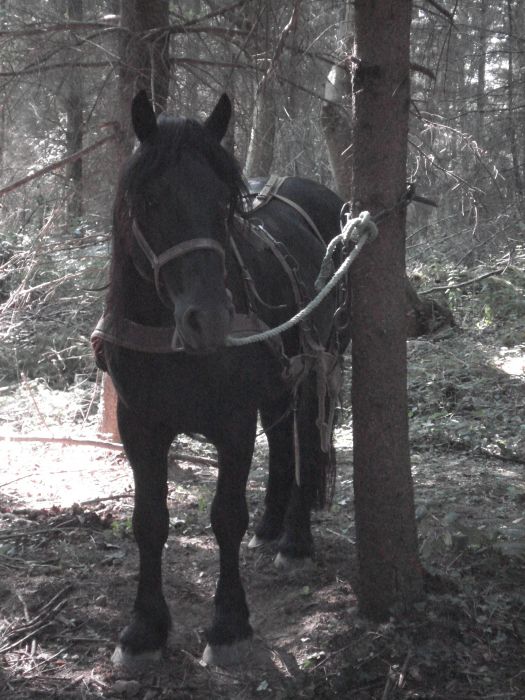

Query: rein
left=225, top=211, right=378, bottom=347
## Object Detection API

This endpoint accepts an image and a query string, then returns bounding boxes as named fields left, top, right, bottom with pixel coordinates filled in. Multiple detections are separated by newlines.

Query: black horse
left=94, top=91, right=347, bottom=667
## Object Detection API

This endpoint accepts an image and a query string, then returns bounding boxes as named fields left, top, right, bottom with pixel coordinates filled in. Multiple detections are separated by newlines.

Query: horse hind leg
left=112, top=404, right=174, bottom=669
left=274, top=373, right=332, bottom=569
left=252, top=389, right=321, bottom=565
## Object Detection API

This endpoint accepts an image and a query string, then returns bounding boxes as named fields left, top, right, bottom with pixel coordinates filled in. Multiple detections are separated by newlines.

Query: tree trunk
left=117, top=0, right=170, bottom=159
left=245, top=1, right=301, bottom=178
left=506, top=0, right=523, bottom=198
left=350, top=0, right=423, bottom=620
left=321, top=6, right=451, bottom=340
left=65, top=0, right=84, bottom=230
left=245, top=78, right=276, bottom=177
left=476, top=0, right=488, bottom=137
left=320, top=2, right=353, bottom=198
left=99, top=0, right=170, bottom=441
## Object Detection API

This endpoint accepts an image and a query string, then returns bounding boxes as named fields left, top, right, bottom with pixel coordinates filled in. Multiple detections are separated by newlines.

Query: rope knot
left=314, top=209, right=377, bottom=291
left=345, top=210, right=379, bottom=244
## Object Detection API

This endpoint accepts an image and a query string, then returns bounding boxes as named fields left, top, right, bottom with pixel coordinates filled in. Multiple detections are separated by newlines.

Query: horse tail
left=295, top=364, right=339, bottom=509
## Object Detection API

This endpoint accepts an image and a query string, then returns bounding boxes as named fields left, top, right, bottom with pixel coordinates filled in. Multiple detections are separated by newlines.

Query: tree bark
left=244, top=78, right=276, bottom=177
left=476, top=0, right=488, bottom=137
left=64, top=0, right=84, bottom=230
left=320, top=2, right=353, bottom=198
left=117, top=0, right=170, bottom=159
left=245, top=1, right=301, bottom=178
left=506, top=0, right=523, bottom=198
left=321, top=6, right=451, bottom=340
left=99, top=0, right=170, bottom=440
left=350, top=0, right=423, bottom=620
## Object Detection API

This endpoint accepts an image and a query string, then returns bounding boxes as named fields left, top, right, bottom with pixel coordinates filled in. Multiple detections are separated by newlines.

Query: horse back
left=247, top=176, right=343, bottom=247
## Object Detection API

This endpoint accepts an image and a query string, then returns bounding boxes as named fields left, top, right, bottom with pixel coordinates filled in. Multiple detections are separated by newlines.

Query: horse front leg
left=202, top=408, right=257, bottom=666
left=112, top=402, right=174, bottom=668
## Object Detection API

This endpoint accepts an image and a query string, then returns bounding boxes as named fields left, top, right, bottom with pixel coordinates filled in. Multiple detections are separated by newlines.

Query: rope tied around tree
left=225, top=209, right=378, bottom=347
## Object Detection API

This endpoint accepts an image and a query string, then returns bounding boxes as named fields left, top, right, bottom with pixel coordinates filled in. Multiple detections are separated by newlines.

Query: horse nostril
left=184, top=307, right=201, bottom=334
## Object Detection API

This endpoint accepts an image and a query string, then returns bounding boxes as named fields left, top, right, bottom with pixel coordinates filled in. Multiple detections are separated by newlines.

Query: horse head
left=123, top=91, right=243, bottom=354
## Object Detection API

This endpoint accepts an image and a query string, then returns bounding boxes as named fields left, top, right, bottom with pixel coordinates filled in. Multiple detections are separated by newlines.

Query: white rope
left=225, top=210, right=378, bottom=347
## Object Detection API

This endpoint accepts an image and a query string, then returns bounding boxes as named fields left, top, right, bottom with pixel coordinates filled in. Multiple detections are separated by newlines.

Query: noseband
left=132, top=219, right=226, bottom=307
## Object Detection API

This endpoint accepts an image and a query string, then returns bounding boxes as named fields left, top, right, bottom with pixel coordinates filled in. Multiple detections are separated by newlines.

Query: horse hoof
left=201, top=639, right=252, bottom=667
left=111, top=645, right=162, bottom=670
left=247, top=534, right=266, bottom=549
left=274, top=552, right=314, bottom=571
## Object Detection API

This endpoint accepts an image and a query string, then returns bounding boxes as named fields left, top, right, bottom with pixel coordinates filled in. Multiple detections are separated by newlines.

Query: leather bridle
left=131, top=219, right=226, bottom=308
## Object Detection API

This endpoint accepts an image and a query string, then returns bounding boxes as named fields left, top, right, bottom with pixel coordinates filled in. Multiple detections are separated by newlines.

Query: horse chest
left=108, top=346, right=284, bottom=432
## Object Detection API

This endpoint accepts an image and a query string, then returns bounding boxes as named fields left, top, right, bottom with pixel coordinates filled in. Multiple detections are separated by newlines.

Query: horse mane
left=107, top=114, right=249, bottom=317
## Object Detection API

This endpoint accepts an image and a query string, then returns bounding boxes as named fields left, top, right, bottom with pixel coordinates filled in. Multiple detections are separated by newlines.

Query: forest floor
left=0, top=308, right=524, bottom=699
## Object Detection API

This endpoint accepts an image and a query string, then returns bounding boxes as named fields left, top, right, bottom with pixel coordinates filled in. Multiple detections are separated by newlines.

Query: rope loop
left=315, top=209, right=378, bottom=292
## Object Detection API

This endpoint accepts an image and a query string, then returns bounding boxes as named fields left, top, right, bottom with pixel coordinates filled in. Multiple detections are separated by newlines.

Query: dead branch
left=0, top=585, right=73, bottom=654
left=0, top=131, right=116, bottom=199
left=0, top=61, right=110, bottom=78
left=0, top=434, right=218, bottom=468
left=410, top=61, right=436, bottom=81
left=420, top=267, right=506, bottom=295
left=0, top=21, right=117, bottom=38
left=423, top=0, right=455, bottom=21
left=0, top=520, right=80, bottom=540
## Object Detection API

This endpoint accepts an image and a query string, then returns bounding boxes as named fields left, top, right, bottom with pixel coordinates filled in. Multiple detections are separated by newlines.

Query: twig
left=0, top=433, right=218, bottom=468
left=0, top=621, right=54, bottom=654
left=0, top=519, right=80, bottom=540
left=420, top=267, right=506, bottom=295
left=0, top=585, right=72, bottom=654
left=79, top=492, right=133, bottom=506
left=424, top=0, right=455, bottom=21
left=0, top=132, right=116, bottom=198
left=0, top=433, right=124, bottom=453
left=326, top=527, right=355, bottom=544
left=397, top=650, right=412, bottom=688
left=410, top=61, right=435, bottom=81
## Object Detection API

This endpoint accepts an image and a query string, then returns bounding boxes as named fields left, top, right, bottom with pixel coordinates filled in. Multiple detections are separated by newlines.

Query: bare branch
left=0, top=434, right=218, bottom=468
left=410, top=61, right=436, bottom=81
left=420, top=268, right=506, bottom=295
left=422, top=0, right=455, bottom=22
left=0, top=131, right=116, bottom=198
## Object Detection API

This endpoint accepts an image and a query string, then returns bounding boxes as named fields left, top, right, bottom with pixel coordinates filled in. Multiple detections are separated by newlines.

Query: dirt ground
left=0, top=319, right=524, bottom=699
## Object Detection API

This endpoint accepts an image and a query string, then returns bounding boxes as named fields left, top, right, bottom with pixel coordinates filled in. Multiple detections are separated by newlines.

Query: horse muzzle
left=172, top=299, right=234, bottom=354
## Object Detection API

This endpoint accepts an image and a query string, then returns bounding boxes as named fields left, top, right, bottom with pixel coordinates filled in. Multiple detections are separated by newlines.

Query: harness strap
left=250, top=175, right=326, bottom=249
left=90, top=312, right=283, bottom=357
left=132, top=220, right=225, bottom=307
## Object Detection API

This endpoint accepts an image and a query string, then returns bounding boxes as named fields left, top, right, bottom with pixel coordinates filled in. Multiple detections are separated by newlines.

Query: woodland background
left=0, top=2, right=524, bottom=699
left=0, top=0, right=523, bottom=385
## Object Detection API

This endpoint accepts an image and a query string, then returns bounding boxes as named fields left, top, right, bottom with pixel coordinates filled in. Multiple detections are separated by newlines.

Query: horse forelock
left=118, top=115, right=248, bottom=219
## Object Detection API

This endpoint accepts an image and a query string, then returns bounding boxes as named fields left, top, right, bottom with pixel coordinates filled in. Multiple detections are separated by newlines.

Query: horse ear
left=131, top=90, right=158, bottom=143
left=204, top=94, right=231, bottom=142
